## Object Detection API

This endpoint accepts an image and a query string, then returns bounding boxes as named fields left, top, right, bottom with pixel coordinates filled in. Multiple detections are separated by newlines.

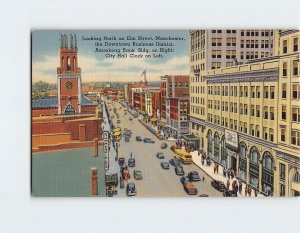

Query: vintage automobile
left=128, top=158, right=135, bottom=167
left=136, top=136, right=143, bottom=141
left=175, top=166, right=185, bottom=176
left=117, top=120, right=121, bottom=124
left=118, top=157, right=126, bottom=166
left=126, top=182, right=137, bottom=196
left=124, top=136, right=130, bottom=142
left=188, top=171, right=201, bottom=182
left=143, top=138, right=155, bottom=143
left=173, top=149, right=193, bottom=164
left=160, top=162, right=170, bottom=170
left=161, top=142, right=168, bottom=149
left=211, top=180, right=227, bottom=192
left=156, top=152, right=165, bottom=159
left=134, top=170, right=143, bottom=180
left=180, top=176, right=190, bottom=185
left=169, top=158, right=181, bottom=167
left=184, top=182, right=198, bottom=195
left=223, top=190, right=238, bottom=197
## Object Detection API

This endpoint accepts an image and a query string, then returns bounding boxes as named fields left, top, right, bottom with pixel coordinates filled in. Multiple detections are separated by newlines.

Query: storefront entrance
left=231, top=156, right=237, bottom=173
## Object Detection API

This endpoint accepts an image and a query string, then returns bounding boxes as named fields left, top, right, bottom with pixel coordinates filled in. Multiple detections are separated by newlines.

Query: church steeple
left=57, top=33, right=82, bottom=115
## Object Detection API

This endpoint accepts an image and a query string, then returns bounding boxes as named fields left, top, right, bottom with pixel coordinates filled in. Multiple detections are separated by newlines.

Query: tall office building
left=188, top=29, right=300, bottom=197
left=189, top=29, right=277, bottom=147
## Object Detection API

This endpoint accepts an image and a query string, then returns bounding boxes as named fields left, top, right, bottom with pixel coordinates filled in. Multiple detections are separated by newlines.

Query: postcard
left=31, top=29, right=300, bottom=197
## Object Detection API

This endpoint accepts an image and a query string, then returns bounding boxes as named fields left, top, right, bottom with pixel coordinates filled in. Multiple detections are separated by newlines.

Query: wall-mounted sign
left=102, top=130, right=109, bottom=171
left=225, top=129, right=238, bottom=149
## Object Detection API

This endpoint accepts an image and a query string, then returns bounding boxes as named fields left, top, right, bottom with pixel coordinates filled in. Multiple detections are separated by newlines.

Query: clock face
left=65, top=81, right=73, bottom=90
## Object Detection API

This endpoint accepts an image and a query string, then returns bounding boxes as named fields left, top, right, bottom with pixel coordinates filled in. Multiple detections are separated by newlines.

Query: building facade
left=189, top=29, right=277, bottom=145
left=160, top=75, right=189, bottom=120
left=189, top=30, right=300, bottom=197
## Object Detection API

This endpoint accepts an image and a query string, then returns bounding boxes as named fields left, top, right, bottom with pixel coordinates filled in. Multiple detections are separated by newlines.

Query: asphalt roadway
left=104, top=100, right=222, bottom=198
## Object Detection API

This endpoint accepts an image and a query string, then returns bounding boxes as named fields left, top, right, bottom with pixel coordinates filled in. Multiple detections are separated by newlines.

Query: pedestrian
left=223, top=167, right=226, bottom=177
left=202, top=175, right=205, bottom=182
left=239, top=181, right=242, bottom=194
left=248, top=186, right=252, bottom=197
left=201, top=158, right=204, bottom=166
left=226, top=179, right=230, bottom=190
left=227, top=169, right=231, bottom=179
left=244, top=185, right=248, bottom=197
left=216, top=164, right=219, bottom=174
left=213, top=164, right=216, bottom=174
left=230, top=169, right=235, bottom=179
left=255, top=189, right=258, bottom=197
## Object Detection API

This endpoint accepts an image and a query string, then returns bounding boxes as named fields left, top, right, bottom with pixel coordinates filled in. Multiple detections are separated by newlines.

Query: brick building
left=32, top=34, right=101, bottom=153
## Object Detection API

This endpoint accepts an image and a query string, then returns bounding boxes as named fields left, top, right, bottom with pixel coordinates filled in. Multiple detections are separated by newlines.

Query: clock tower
left=57, top=34, right=82, bottom=114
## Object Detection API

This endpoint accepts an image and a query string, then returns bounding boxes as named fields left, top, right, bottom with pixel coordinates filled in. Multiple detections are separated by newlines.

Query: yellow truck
left=173, top=147, right=193, bottom=164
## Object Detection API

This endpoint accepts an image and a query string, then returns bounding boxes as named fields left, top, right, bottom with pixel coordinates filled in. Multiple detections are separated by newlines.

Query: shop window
left=214, top=133, right=220, bottom=161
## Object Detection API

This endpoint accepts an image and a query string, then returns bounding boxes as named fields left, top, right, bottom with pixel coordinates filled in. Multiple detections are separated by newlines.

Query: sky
left=32, top=30, right=189, bottom=83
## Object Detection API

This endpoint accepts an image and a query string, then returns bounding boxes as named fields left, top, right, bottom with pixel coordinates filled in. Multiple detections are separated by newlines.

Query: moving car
left=160, top=162, right=170, bottom=170
left=174, top=149, right=193, bottom=164
left=223, top=190, right=238, bottom=197
left=180, top=176, right=190, bottom=185
left=211, top=180, right=227, bottom=192
left=128, top=158, right=135, bottom=167
left=134, top=170, right=143, bottom=180
left=184, top=182, right=198, bottom=195
left=118, top=157, right=125, bottom=166
left=124, top=136, right=130, bottom=142
left=117, top=120, right=121, bottom=124
left=136, top=136, right=142, bottom=141
left=161, top=142, right=168, bottom=149
left=143, top=138, right=155, bottom=143
left=188, top=171, right=201, bottom=182
left=175, top=166, right=185, bottom=176
left=126, top=182, right=137, bottom=196
left=156, top=152, right=165, bottom=159
left=169, top=158, right=181, bottom=167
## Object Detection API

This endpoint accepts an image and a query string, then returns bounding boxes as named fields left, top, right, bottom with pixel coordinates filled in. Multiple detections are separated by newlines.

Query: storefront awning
left=113, top=131, right=121, bottom=136
left=182, top=134, right=199, bottom=141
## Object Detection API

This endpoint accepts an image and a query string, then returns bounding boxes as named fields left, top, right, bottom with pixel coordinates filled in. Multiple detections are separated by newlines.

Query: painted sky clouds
left=32, top=30, right=189, bottom=83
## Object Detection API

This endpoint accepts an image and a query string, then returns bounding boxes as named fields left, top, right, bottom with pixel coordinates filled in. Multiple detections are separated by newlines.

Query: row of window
left=282, top=37, right=299, bottom=54
left=190, top=105, right=205, bottom=116
left=282, top=60, right=300, bottom=76
left=207, top=85, right=276, bottom=99
left=240, top=40, right=272, bottom=49
left=169, top=82, right=189, bottom=88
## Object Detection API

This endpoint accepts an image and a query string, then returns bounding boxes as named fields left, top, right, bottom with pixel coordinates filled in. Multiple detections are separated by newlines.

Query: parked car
left=223, top=190, right=238, bottom=197
left=128, top=158, right=135, bottom=167
left=184, top=182, right=198, bottom=195
left=126, top=182, right=137, bottom=196
left=211, top=180, right=227, bottom=192
left=198, top=194, right=209, bottom=197
left=125, top=137, right=130, bottom=142
left=118, top=157, right=125, bottom=166
left=134, top=170, right=143, bottom=180
left=117, top=120, right=121, bottom=124
left=161, top=142, right=168, bottom=149
left=169, top=158, right=181, bottom=167
left=188, top=171, right=201, bottom=182
left=175, top=166, right=185, bottom=176
left=136, top=136, right=142, bottom=141
left=156, top=152, right=165, bottom=159
left=180, top=176, right=190, bottom=185
left=160, top=162, right=170, bottom=169
left=143, top=138, right=155, bottom=143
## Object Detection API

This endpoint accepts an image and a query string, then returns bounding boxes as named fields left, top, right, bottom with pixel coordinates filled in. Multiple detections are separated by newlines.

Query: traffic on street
left=102, top=98, right=223, bottom=197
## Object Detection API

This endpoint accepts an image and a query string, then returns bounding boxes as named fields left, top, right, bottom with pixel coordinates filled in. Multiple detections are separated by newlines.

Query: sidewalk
left=190, top=151, right=264, bottom=197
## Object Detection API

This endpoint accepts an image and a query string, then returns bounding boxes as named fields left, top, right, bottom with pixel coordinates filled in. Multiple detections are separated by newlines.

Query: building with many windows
left=189, top=30, right=300, bottom=197
left=189, top=29, right=277, bottom=146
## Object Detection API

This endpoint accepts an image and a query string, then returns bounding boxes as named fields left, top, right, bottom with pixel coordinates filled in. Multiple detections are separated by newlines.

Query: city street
left=103, top=99, right=222, bottom=197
